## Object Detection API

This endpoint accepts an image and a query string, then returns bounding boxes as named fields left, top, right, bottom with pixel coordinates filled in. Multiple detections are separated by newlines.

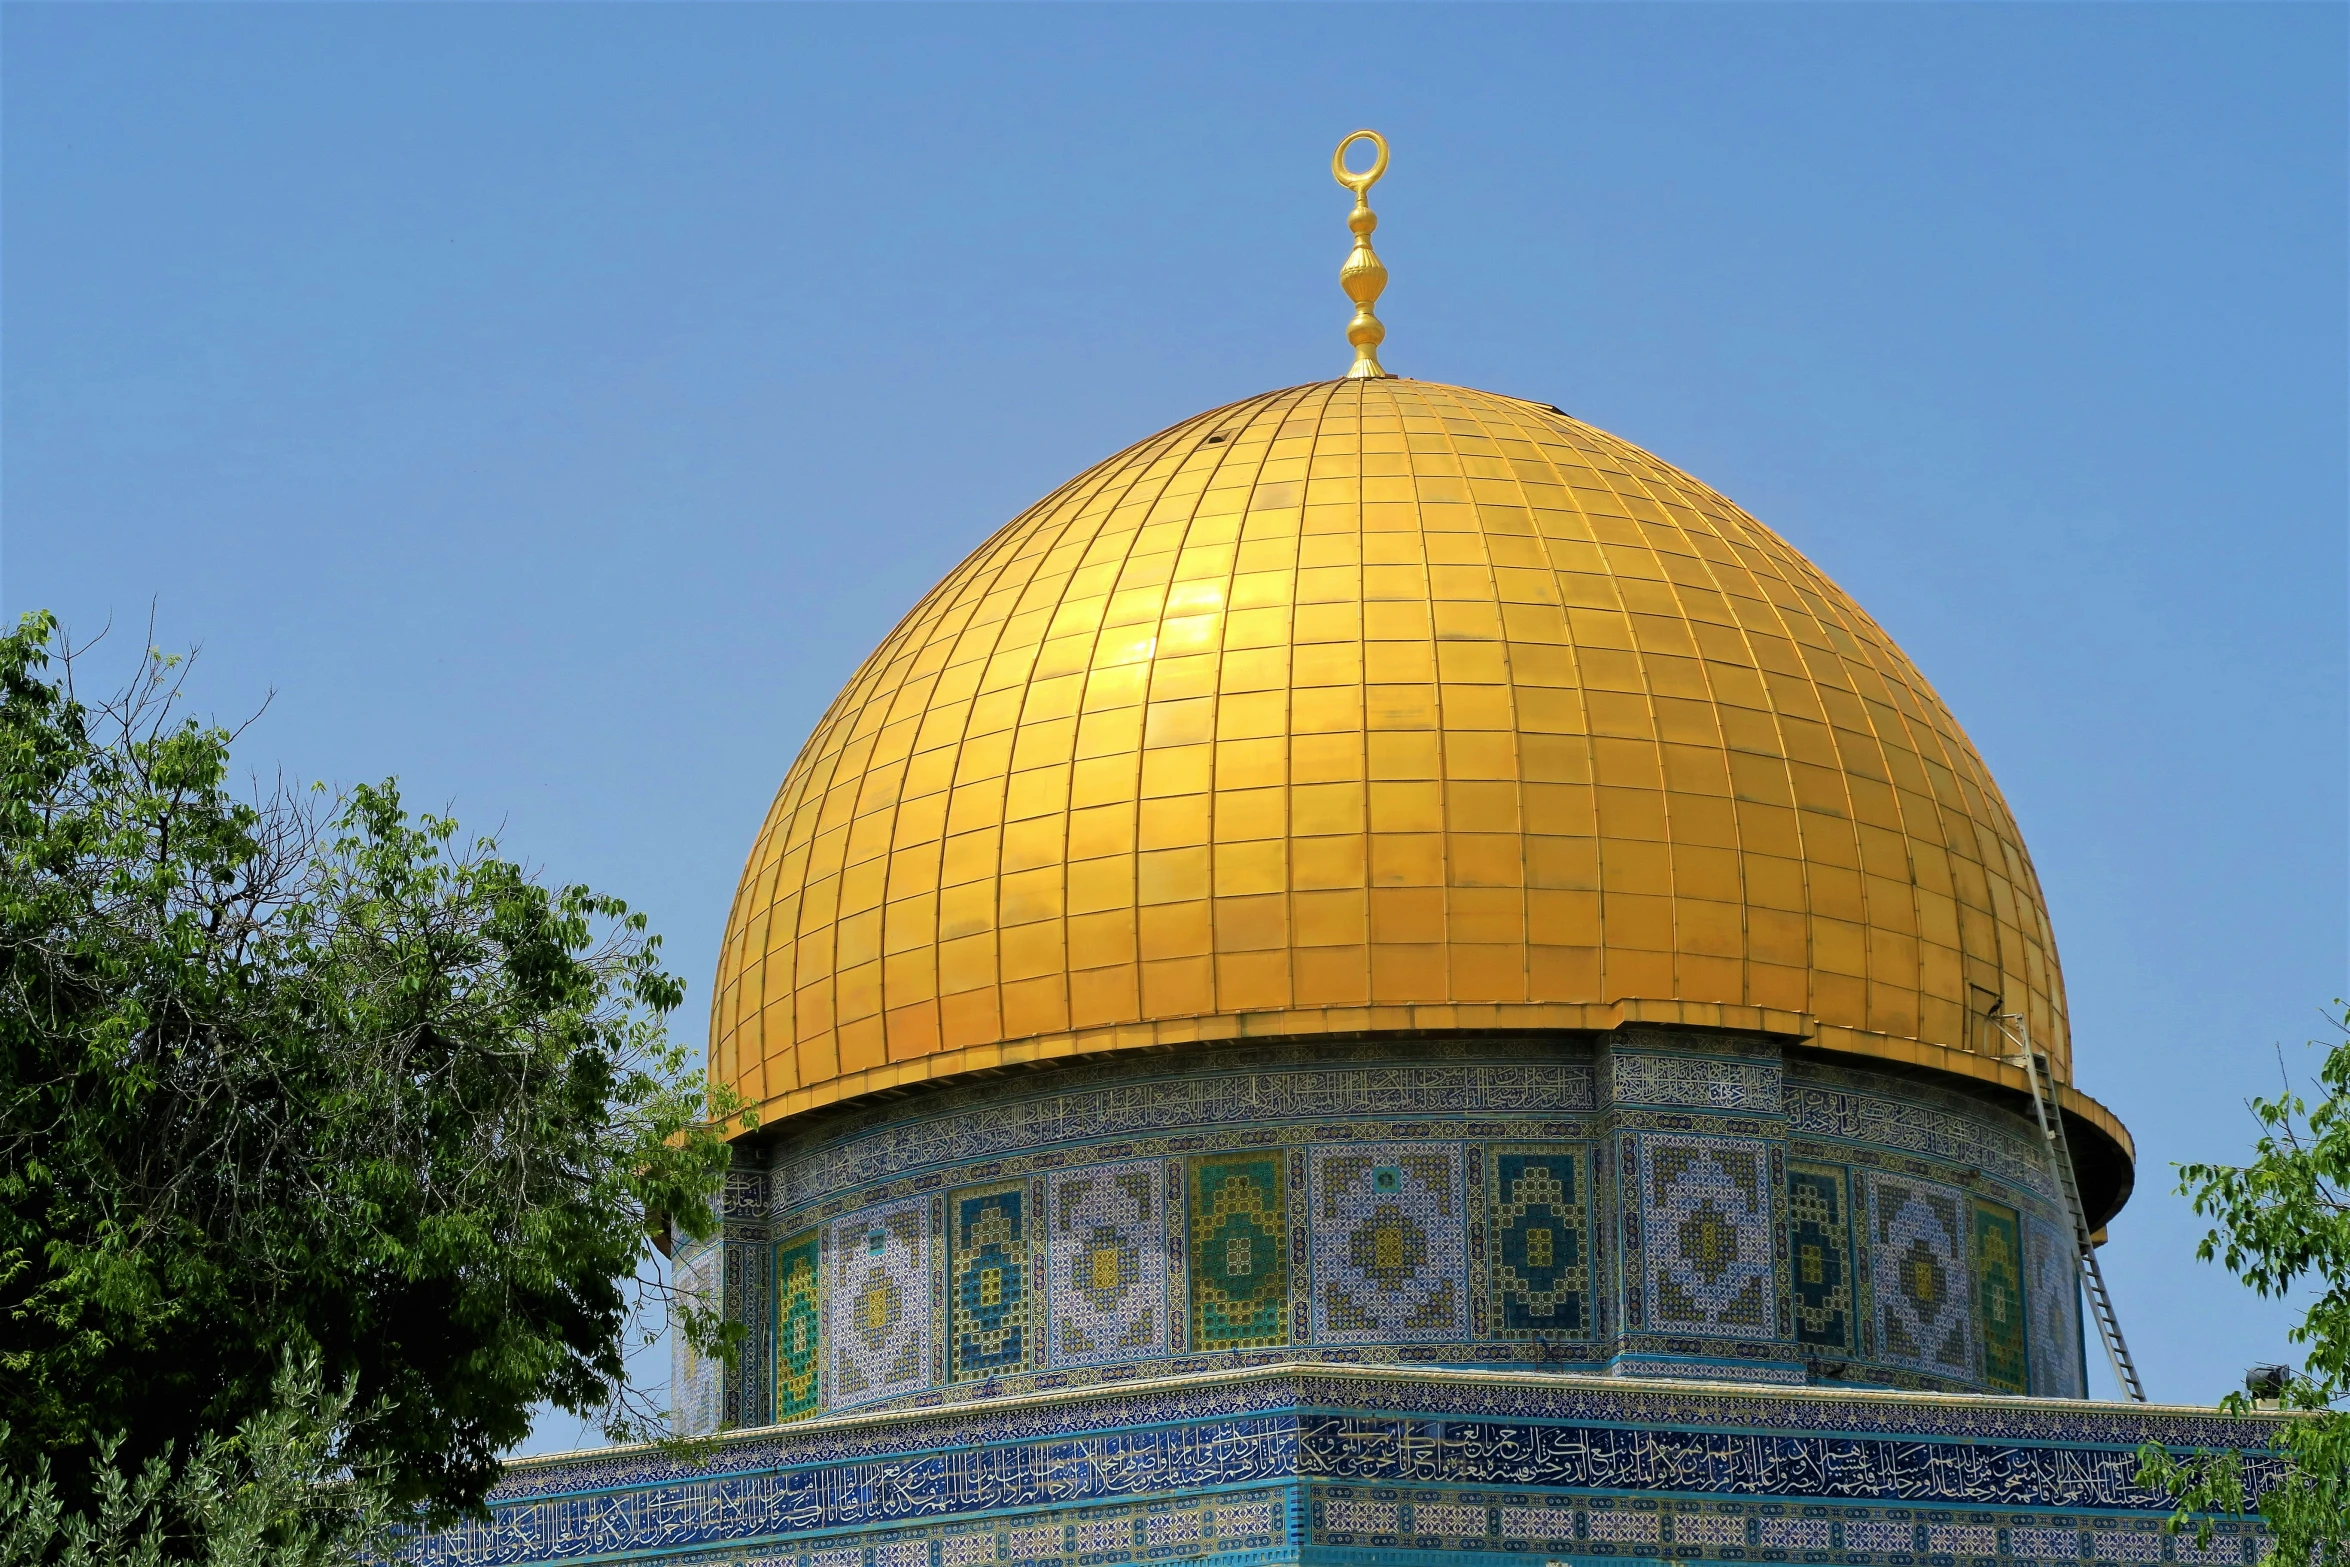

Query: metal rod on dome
left=1999, top=1014, right=2147, bottom=1403
left=1332, top=130, right=1393, bottom=379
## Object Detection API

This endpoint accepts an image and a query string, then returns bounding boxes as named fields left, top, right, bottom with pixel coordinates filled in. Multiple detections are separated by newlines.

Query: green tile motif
left=950, top=1183, right=1030, bottom=1379
left=1788, top=1163, right=1853, bottom=1351
left=1490, top=1146, right=1590, bottom=1339
left=773, top=1229, right=823, bottom=1422
left=1188, top=1155, right=1288, bottom=1350
left=1973, top=1199, right=2028, bottom=1394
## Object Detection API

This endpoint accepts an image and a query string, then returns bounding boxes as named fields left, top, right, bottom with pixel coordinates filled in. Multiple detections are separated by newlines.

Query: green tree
left=0, top=1354, right=398, bottom=1567
left=0, top=611, right=745, bottom=1530
left=2137, top=1008, right=2350, bottom=1567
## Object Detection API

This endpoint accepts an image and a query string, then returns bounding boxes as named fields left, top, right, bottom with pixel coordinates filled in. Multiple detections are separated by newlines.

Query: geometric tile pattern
left=767, top=1043, right=1597, bottom=1214
left=722, top=1044, right=2098, bottom=1414
left=1787, top=1162, right=1853, bottom=1351
left=1785, top=1072, right=2059, bottom=1205
left=1307, top=1143, right=1466, bottom=1343
left=1639, top=1134, right=1775, bottom=1338
left=1869, top=1174, right=1974, bottom=1379
left=830, top=1198, right=931, bottom=1407
left=1046, top=1160, right=1166, bottom=1367
left=1489, top=1146, right=1590, bottom=1339
left=2025, top=1213, right=2084, bottom=1398
left=1973, top=1198, right=2028, bottom=1394
left=410, top=1360, right=2273, bottom=1567
left=1586, top=1510, right=1663, bottom=1542
left=670, top=1237, right=723, bottom=1437
left=949, top=1182, right=1030, bottom=1380
left=1187, top=1154, right=1288, bottom=1351
left=773, top=1228, right=823, bottom=1422
left=719, top=1224, right=773, bottom=1432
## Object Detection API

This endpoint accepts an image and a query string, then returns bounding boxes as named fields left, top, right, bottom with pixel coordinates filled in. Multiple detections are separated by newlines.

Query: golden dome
left=712, top=377, right=2127, bottom=1161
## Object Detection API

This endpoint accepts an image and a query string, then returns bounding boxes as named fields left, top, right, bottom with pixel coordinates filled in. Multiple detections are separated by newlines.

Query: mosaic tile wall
left=670, top=1231, right=723, bottom=1439
left=1308, top=1144, right=1467, bottom=1345
left=677, top=1031, right=2093, bottom=1434
left=1628, top=1132, right=1780, bottom=1343
left=1490, top=1145, right=1590, bottom=1340
left=1045, top=1159, right=1169, bottom=1365
left=775, top=1229, right=823, bottom=1422
left=949, top=1182, right=1031, bottom=1380
left=830, top=1198, right=936, bottom=1410
left=424, top=1367, right=2274, bottom=1567
left=673, top=1169, right=775, bottom=1436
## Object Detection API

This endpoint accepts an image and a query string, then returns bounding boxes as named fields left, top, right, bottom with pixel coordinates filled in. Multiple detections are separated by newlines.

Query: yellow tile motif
left=712, top=380, right=2090, bottom=1138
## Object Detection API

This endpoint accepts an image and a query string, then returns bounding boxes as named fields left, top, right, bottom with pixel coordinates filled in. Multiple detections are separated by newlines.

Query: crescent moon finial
left=1332, top=130, right=1393, bottom=380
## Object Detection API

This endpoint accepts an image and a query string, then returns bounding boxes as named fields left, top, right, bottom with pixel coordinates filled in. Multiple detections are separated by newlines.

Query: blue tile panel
left=1788, top=1162, right=1855, bottom=1352
left=949, top=1183, right=1031, bottom=1381
left=1189, top=1154, right=1290, bottom=1351
left=830, top=1198, right=934, bottom=1409
left=1308, top=1144, right=1468, bottom=1344
left=1044, top=1159, right=1168, bottom=1368
left=1975, top=1198, right=2029, bottom=1394
left=1489, top=1146, right=1592, bottom=1340
left=412, top=1369, right=2279, bottom=1567
left=2025, top=1213, right=2086, bottom=1399
left=1634, top=1132, right=1778, bottom=1339
left=1868, top=1172, right=1976, bottom=1380
left=669, top=1232, right=724, bottom=1438
left=697, top=1036, right=2093, bottom=1420
left=773, top=1229, right=824, bottom=1421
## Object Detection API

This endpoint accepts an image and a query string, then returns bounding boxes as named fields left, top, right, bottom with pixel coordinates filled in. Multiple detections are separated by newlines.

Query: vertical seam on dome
left=1606, top=433, right=1704, bottom=1016
left=1506, top=398, right=1608, bottom=1008
left=1283, top=376, right=1372, bottom=1013
left=909, top=406, right=1203, bottom=1058
left=1522, top=403, right=1618, bottom=1006
left=1377, top=377, right=1450, bottom=1008
left=1193, top=381, right=1331, bottom=1020
left=1588, top=422, right=1799, bottom=1030
left=1431, top=389, right=1530, bottom=1008
left=1636, top=448, right=1766, bottom=1022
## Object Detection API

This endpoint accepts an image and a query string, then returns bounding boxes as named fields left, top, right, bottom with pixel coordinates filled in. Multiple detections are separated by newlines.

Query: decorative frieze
left=675, top=1033, right=2088, bottom=1433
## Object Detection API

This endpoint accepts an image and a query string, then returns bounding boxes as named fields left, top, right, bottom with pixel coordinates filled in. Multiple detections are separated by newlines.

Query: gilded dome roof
left=711, top=378, right=2127, bottom=1161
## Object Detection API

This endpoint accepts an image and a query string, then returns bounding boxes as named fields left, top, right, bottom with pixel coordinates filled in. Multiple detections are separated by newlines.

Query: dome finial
left=1332, top=129, right=1392, bottom=380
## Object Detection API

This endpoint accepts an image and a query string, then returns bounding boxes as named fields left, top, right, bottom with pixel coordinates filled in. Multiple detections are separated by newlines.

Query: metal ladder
left=1997, top=1014, right=2146, bottom=1402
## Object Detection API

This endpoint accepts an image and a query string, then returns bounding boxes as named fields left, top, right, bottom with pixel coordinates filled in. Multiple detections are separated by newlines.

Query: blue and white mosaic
left=1786, top=1072, right=2059, bottom=1203
left=1637, top=1133, right=1777, bottom=1339
left=675, top=1034, right=2108, bottom=1422
left=1307, top=1143, right=1468, bottom=1343
left=413, top=1368, right=2278, bottom=1567
left=1489, top=1145, right=1592, bottom=1340
left=768, top=1042, right=1601, bottom=1215
left=670, top=1235, right=723, bottom=1438
left=948, top=1182, right=1029, bottom=1381
left=830, top=1198, right=932, bottom=1408
left=1608, top=1047, right=1782, bottom=1112
left=2026, top=1211, right=2086, bottom=1398
left=1044, top=1159, right=1167, bottom=1368
left=1869, top=1172, right=1975, bottom=1379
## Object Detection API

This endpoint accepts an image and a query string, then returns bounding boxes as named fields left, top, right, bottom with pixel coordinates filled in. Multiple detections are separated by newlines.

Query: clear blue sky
left=6, top=4, right=2342, bottom=1444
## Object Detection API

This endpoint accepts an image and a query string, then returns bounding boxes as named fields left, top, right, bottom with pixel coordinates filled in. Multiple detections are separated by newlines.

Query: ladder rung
left=2002, top=1020, right=2146, bottom=1403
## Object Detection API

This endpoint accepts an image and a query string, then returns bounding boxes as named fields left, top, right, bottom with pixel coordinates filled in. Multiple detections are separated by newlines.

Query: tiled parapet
left=440, top=1364, right=2276, bottom=1567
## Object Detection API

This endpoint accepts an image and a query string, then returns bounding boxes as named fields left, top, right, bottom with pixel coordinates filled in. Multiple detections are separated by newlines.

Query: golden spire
left=1332, top=129, right=1392, bottom=379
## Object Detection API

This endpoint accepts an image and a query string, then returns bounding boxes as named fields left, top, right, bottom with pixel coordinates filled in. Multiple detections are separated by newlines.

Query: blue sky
left=5, top=5, right=2342, bottom=1445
